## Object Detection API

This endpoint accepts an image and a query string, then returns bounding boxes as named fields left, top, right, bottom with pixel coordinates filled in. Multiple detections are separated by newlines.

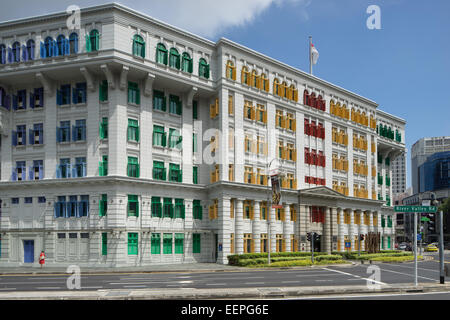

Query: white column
left=339, top=208, right=345, bottom=252
left=217, top=197, right=231, bottom=264
left=235, top=199, right=244, bottom=254
left=269, top=206, right=276, bottom=253
left=350, top=209, right=355, bottom=251
left=253, top=201, right=261, bottom=253
left=283, top=204, right=291, bottom=252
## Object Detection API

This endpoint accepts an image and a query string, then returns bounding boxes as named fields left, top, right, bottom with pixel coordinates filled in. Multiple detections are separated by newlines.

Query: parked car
left=425, top=244, right=438, bottom=252
left=405, top=243, right=413, bottom=251
left=398, top=243, right=408, bottom=250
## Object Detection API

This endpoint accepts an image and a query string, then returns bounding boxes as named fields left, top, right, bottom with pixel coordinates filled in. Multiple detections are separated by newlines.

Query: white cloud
left=124, top=0, right=312, bottom=38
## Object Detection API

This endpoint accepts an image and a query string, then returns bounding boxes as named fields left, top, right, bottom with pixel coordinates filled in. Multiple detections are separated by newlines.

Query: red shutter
left=304, top=119, right=309, bottom=135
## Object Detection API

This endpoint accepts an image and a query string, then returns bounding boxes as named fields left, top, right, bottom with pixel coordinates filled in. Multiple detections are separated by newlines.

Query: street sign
left=345, top=241, right=351, bottom=248
left=421, top=217, right=430, bottom=222
left=422, top=200, right=431, bottom=206
left=417, top=234, right=422, bottom=241
left=394, top=205, right=437, bottom=213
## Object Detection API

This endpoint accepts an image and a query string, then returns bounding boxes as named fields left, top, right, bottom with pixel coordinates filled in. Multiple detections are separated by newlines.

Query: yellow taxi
left=425, top=244, right=438, bottom=252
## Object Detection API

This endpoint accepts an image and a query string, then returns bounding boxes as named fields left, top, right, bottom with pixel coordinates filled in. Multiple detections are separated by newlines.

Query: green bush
left=370, top=255, right=422, bottom=262
left=314, top=255, right=342, bottom=261
left=250, top=259, right=347, bottom=268
left=227, top=251, right=327, bottom=265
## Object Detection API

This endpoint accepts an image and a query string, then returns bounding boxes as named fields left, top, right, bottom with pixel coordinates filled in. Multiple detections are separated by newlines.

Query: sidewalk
left=2, top=282, right=450, bottom=300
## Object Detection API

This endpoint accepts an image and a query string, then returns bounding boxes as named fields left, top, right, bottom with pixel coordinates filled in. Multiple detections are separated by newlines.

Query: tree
left=438, top=197, right=450, bottom=213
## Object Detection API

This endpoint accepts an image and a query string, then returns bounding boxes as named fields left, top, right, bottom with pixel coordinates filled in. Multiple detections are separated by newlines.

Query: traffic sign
left=417, top=234, right=422, bottom=241
left=345, top=241, right=351, bottom=248
left=394, top=205, right=437, bottom=213
left=421, top=217, right=431, bottom=222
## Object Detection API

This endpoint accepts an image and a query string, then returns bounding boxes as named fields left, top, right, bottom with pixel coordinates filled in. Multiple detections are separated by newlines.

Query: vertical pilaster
left=283, top=204, right=291, bottom=252
left=217, top=197, right=230, bottom=264
left=235, top=199, right=244, bottom=254
left=339, top=208, right=345, bottom=252
left=350, top=209, right=355, bottom=251
left=253, top=201, right=261, bottom=253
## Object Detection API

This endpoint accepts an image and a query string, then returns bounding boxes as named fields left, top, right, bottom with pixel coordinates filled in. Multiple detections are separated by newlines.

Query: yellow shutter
left=232, top=66, right=236, bottom=80
left=251, top=106, right=256, bottom=120
left=250, top=205, right=254, bottom=220
left=228, top=95, right=233, bottom=115
left=241, top=69, right=245, bottom=84
left=263, top=110, right=267, bottom=124
left=251, top=172, right=256, bottom=184
left=293, top=179, right=297, bottom=189
left=281, top=115, right=286, bottom=128
left=263, top=142, right=268, bottom=156
left=282, top=239, right=286, bottom=252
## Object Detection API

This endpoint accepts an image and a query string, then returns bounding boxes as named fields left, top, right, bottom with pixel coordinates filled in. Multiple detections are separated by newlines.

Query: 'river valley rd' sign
left=394, top=205, right=437, bottom=213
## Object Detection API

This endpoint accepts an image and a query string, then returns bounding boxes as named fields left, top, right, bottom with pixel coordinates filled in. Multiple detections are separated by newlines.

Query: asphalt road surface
left=0, top=258, right=448, bottom=292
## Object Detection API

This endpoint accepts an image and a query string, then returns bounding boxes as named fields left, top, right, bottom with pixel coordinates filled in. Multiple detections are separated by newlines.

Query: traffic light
left=313, top=233, right=320, bottom=241
left=307, top=232, right=311, bottom=242
left=360, top=234, right=365, bottom=241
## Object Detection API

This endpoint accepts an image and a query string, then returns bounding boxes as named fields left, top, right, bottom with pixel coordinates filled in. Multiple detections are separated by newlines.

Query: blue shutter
left=53, top=39, right=58, bottom=57
left=21, top=91, right=27, bottom=109
left=29, top=129, right=34, bottom=145
left=11, top=169, right=17, bottom=181
left=56, top=165, right=62, bottom=178
left=12, top=131, right=17, bottom=146
left=38, top=88, right=44, bottom=106
left=29, top=92, right=35, bottom=108
left=12, top=95, right=18, bottom=110
left=23, top=128, right=26, bottom=145
left=5, top=95, right=10, bottom=110
left=40, top=42, right=45, bottom=58
left=22, top=44, right=28, bottom=62
left=39, top=165, right=43, bottom=179
left=56, top=127, right=61, bottom=143
left=7, top=47, right=13, bottom=63
left=39, top=129, right=44, bottom=144
left=64, top=38, right=70, bottom=55
left=72, top=165, right=77, bottom=178
left=74, top=36, right=78, bottom=53
left=77, top=202, right=82, bottom=217
left=72, top=87, right=77, bottom=104
left=0, top=47, right=5, bottom=64
left=57, top=90, right=62, bottom=106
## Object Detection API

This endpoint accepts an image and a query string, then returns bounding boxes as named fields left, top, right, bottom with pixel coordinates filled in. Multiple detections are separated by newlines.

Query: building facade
left=392, top=152, right=406, bottom=195
left=0, top=4, right=406, bottom=267
left=411, top=136, right=450, bottom=194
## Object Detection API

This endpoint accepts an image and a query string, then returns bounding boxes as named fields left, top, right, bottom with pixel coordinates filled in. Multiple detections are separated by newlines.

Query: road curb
left=3, top=283, right=450, bottom=300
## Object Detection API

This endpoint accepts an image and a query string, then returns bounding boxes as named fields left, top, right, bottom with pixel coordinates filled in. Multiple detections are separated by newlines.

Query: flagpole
left=309, top=36, right=312, bottom=75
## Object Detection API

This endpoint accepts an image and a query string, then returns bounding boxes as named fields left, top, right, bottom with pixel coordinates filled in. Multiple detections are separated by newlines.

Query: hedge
left=227, top=252, right=327, bottom=265
left=249, top=259, right=347, bottom=268
left=370, top=255, right=423, bottom=262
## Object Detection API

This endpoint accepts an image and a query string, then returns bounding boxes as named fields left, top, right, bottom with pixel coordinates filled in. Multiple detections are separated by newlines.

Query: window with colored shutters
left=127, top=119, right=139, bottom=142
left=163, top=198, right=174, bottom=218
left=127, top=82, right=140, bottom=105
left=128, top=195, right=139, bottom=217
left=193, top=166, right=198, bottom=184
left=193, top=200, right=202, bottom=220
left=151, top=233, right=161, bottom=254
left=128, top=233, right=138, bottom=255
left=127, top=156, right=139, bottom=178
left=102, top=233, right=107, bottom=256
left=163, top=233, right=172, bottom=254
left=99, top=80, right=108, bottom=102
left=152, top=197, right=162, bottom=218
left=175, top=233, right=184, bottom=254
left=193, top=234, right=201, bottom=253
left=99, top=194, right=107, bottom=217
left=174, top=199, right=185, bottom=219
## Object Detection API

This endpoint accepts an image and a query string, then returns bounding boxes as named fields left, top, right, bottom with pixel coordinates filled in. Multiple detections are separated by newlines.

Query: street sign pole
left=439, top=210, right=445, bottom=284
left=311, top=233, right=314, bottom=264
left=358, top=235, right=361, bottom=257
left=414, top=211, right=418, bottom=286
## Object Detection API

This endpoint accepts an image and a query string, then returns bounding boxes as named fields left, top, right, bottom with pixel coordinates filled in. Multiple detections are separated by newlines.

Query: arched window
left=309, top=92, right=316, bottom=108
left=132, top=35, right=145, bottom=58
left=291, top=86, right=298, bottom=102
left=330, top=100, right=335, bottom=114
left=241, top=66, right=249, bottom=85
left=281, top=81, right=288, bottom=98
left=87, top=29, right=99, bottom=52
left=182, top=52, right=192, bottom=73
left=261, top=73, right=268, bottom=92
left=169, top=48, right=180, bottom=69
left=199, top=58, right=209, bottom=79
left=44, top=37, right=53, bottom=58
left=57, top=35, right=66, bottom=56
left=273, top=78, right=280, bottom=96
left=12, top=42, right=21, bottom=63
left=0, top=44, right=6, bottom=64
left=69, top=33, right=78, bottom=54
left=226, top=60, right=235, bottom=80
left=303, top=89, right=309, bottom=105
left=26, top=40, right=35, bottom=60
left=156, top=43, right=167, bottom=65
left=252, top=70, right=260, bottom=88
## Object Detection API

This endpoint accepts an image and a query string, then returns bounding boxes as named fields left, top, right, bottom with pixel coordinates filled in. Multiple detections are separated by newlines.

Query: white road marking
left=0, top=288, right=16, bottom=290
left=205, top=283, right=226, bottom=286
left=387, top=263, right=440, bottom=273
left=281, top=280, right=300, bottom=283
left=81, top=286, right=103, bottom=289
left=288, top=291, right=450, bottom=300
left=376, top=266, right=437, bottom=281
left=123, top=285, right=147, bottom=288
left=245, top=282, right=265, bottom=285
left=322, top=268, right=387, bottom=285
left=315, top=280, right=333, bottom=282
left=35, top=287, right=62, bottom=290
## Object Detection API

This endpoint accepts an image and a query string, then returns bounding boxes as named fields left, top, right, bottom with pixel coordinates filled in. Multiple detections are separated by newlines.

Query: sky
left=1, top=0, right=449, bottom=188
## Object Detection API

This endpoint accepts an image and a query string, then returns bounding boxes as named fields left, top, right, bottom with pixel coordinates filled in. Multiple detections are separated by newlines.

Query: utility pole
left=414, top=211, right=418, bottom=286
left=439, top=209, right=445, bottom=284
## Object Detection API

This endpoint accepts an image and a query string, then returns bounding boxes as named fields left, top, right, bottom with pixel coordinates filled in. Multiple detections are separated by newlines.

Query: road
left=0, top=258, right=448, bottom=292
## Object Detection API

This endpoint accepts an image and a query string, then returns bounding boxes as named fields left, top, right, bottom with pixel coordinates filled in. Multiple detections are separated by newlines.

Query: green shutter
left=128, top=233, right=138, bottom=255
left=86, top=34, right=91, bottom=52
left=193, top=101, right=198, bottom=119
left=175, top=233, right=184, bottom=254
left=163, top=233, right=172, bottom=254
left=102, top=233, right=107, bottom=255
left=151, top=233, right=161, bottom=254
left=193, top=166, right=198, bottom=184
left=193, top=233, right=201, bottom=253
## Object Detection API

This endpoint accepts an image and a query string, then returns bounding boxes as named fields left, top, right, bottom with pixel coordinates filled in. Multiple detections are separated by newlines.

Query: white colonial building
left=0, top=3, right=406, bottom=267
